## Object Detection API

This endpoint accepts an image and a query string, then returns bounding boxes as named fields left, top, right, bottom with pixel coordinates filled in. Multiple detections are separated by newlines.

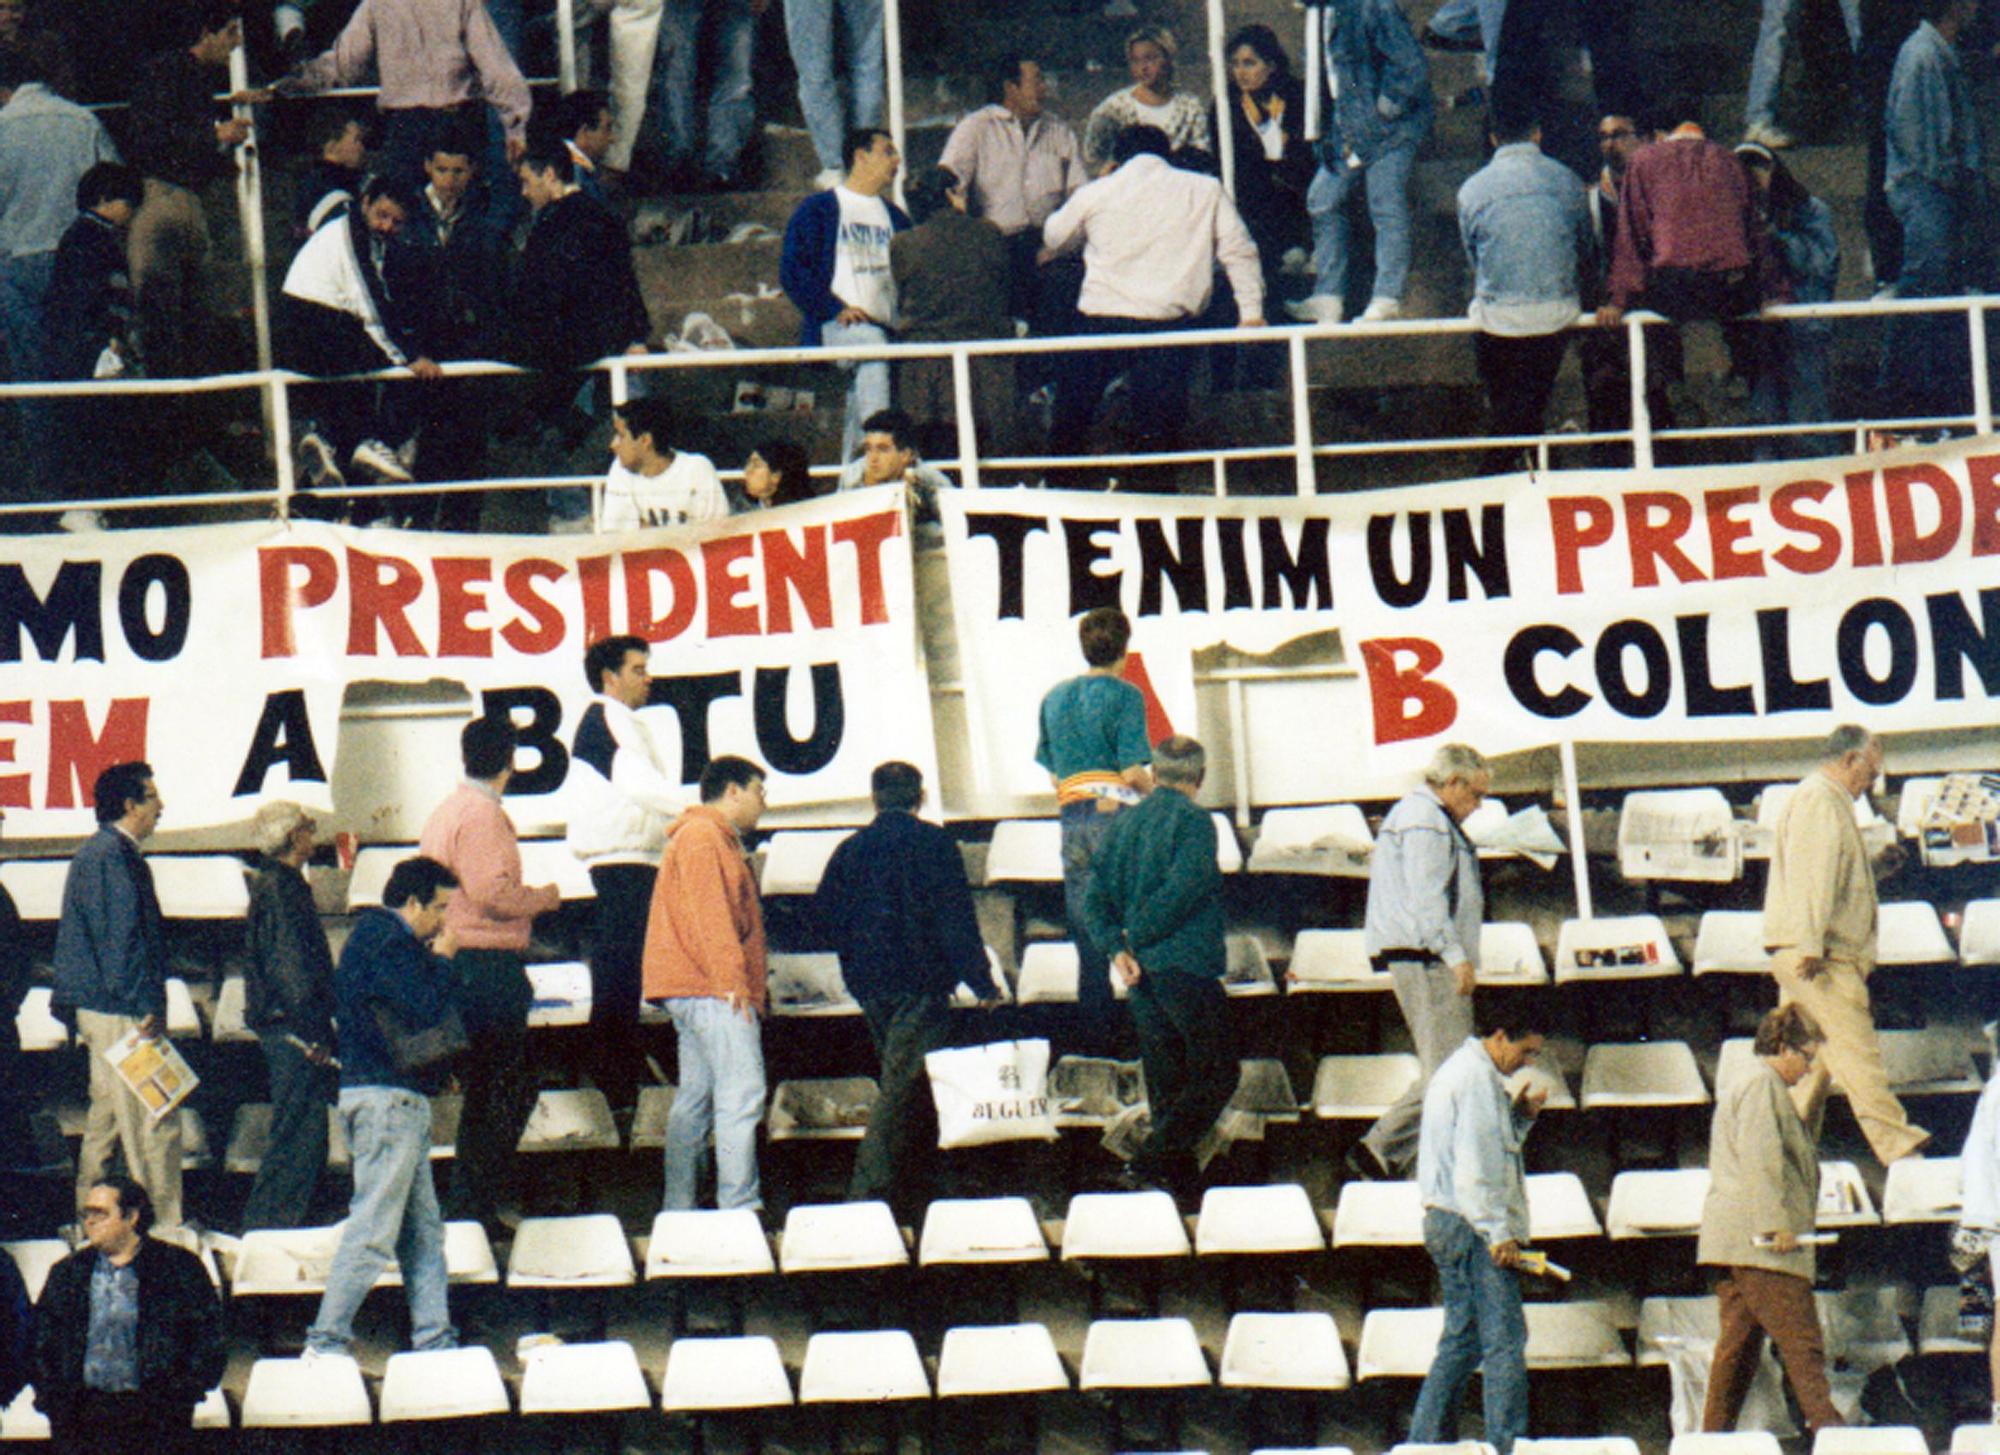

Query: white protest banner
left=0, top=487, right=933, bottom=833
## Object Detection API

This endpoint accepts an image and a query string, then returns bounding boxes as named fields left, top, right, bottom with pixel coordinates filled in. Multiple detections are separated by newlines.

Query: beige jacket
left=1698, top=1058, right=1819, bottom=1279
left=1762, top=769, right=1876, bottom=970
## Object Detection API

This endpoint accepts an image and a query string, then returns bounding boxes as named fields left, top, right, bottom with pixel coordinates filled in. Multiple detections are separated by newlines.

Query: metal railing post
left=1212, top=456, right=1227, bottom=497
left=1625, top=314, right=1653, bottom=470
left=556, top=0, right=578, bottom=91
left=1302, top=7, right=1322, bottom=140
left=1289, top=331, right=1316, bottom=496
left=1207, top=0, right=1235, bottom=199
left=884, top=0, right=906, bottom=209
left=1971, top=299, right=1993, bottom=435
left=1227, top=677, right=1252, bottom=830
left=1560, top=739, right=1591, bottom=920
left=229, top=44, right=272, bottom=373
left=270, top=374, right=297, bottom=522
left=950, top=347, right=981, bottom=490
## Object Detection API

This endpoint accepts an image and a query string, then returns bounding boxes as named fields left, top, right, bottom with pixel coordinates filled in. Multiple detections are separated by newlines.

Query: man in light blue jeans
left=783, top=0, right=884, bottom=184
left=662, top=996, right=767, bottom=1208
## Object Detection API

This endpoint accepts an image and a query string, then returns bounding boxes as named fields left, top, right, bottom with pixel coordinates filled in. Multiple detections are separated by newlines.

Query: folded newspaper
left=108, top=1027, right=197, bottom=1122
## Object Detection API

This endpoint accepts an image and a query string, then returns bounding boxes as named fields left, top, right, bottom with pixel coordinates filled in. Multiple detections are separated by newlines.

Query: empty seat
left=164, top=977, right=200, bottom=1038
left=14, top=986, right=65, bottom=1051
left=1526, top=1172, right=1603, bottom=1240
left=1693, top=912, right=1772, bottom=975
left=1078, top=1317, right=1211, bottom=1390
left=1232, top=1058, right=1305, bottom=1123
left=1607, top=1169, right=1711, bottom=1239
left=344, top=846, right=410, bottom=910
left=1479, top=922, right=1548, bottom=985
left=3, top=1241, right=69, bottom=1303
left=759, top=829, right=856, bottom=895
left=1332, top=1180, right=1424, bottom=1248
left=241, top=1353, right=373, bottom=1428
left=0, top=1386, right=48, bottom=1440
left=1556, top=915, right=1682, bottom=982
left=984, top=820, right=1063, bottom=882
left=799, top=1329, right=931, bottom=1404
left=1673, top=1437, right=1785, bottom=1455
left=517, top=1088, right=619, bottom=1153
left=1195, top=1184, right=1323, bottom=1255
left=231, top=1221, right=498, bottom=1295
left=1884, top=1155, right=1962, bottom=1224
left=507, top=1213, right=636, bottom=1287
left=935, top=1323, right=1070, bottom=1397
left=1617, top=788, right=1741, bottom=883
left=1509, top=1063, right=1576, bottom=1112
left=1876, top=902, right=1955, bottom=966
left=779, top=1200, right=907, bottom=1274
left=1062, top=1190, right=1191, bottom=1261
left=1211, top=812, right=1246, bottom=872
left=1922, top=1287, right=1985, bottom=1356
left=1817, top=1286, right=1913, bottom=1372
left=379, top=1345, right=509, bottom=1422
left=1312, top=1053, right=1420, bottom=1118
left=225, top=1103, right=352, bottom=1175
left=0, top=860, right=65, bottom=919
left=628, top=1084, right=678, bottom=1150
left=519, top=1340, right=651, bottom=1415
left=1396, top=1446, right=1498, bottom=1455
left=1580, top=1042, right=1708, bottom=1109
left=210, top=975, right=255, bottom=1042
left=660, top=1336, right=793, bottom=1412
left=1224, top=935, right=1279, bottom=997
left=645, top=1208, right=775, bottom=1280
left=525, top=962, right=592, bottom=1028
left=1875, top=1028, right=1983, bottom=1093
left=1812, top=1430, right=1927, bottom=1455
left=1525, top=1301, right=1632, bottom=1368
left=1961, top=901, right=2000, bottom=967
left=1247, top=805, right=1374, bottom=877
left=515, top=839, right=597, bottom=900
left=1519, top=1441, right=1641, bottom=1455
left=1220, top=1311, right=1351, bottom=1390
left=1287, top=929, right=1390, bottom=992
left=768, top=952, right=859, bottom=1017
left=768, top=1077, right=877, bottom=1139
left=918, top=1197, right=1050, bottom=1266
left=1357, top=1307, right=1444, bottom=1379
left=1015, top=940, right=1131, bottom=1005
left=191, top=1386, right=229, bottom=1431
left=151, top=855, right=253, bottom=918
left=1637, top=1295, right=1718, bottom=1367
left=1951, top=1429, right=2000, bottom=1455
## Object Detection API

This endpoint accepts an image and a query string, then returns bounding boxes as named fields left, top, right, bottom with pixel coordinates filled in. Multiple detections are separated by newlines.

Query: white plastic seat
left=1224, top=934, right=1279, bottom=997
left=1876, top=901, right=1955, bottom=966
left=1311, top=1053, right=1419, bottom=1118
left=344, top=845, right=411, bottom=909
left=1014, top=940, right=1128, bottom=1005
left=1607, top=1168, right=1711, bottom=1238
left=628, top=1084, right=678, bottom=1150
left=1617, top=788, right=1741, bottom=883
left=1818, top=1162, right=1881, bottom=1227
left=778, top=1200, right=907, bottom=1273
left=1748, top=783, right=1882, bottom=862
left=191, top=1387, right=229, bottom=1431
left=1817, top=1286, right=1912, bottom=1371
left=1876, top=1029, right=1982, bottom=1094
left=1526, top=1301, right=1632, bottom=1368
left=1519, top=1440, right=1642, bottom=1455
left=1357, top=1308, right=1443, bottom=1379
left=1211, top=812, right=1246, bottom=872
left=1396, top=1446, right=1499, bottom=1455
left=1527, top=1172, right=1603, bottom=1240
left=525, top=961, right=591, bottom=1028
left=506, top=1213, right=636, bottom=1287
left=768, top=1077, right=877, bottom=1139
left=799, top=1330, right=931, bottom=1403
left=661, top=1336, right=793, bottom=1412
left=1061, top=1190, right=1191, bottom=1260
left=645, top=1208, right=775, bottom=1279
left=379, top=1345, right=509, bottom=1422
left=1952, top=1428, right=2000, bottom=1454
left=1287, top=929, right=1390, bottom=992
left=152, top=855, right=252, bottom=918
left=1331, top=1180, right=1424, bottom=1248
left=1195, top=1184, right=1323, bottom=1255
left=1, top=1385, right=48, bottom=1440
left=935, top=1323, right=1070, bottom=1397
left=1961, top=901, right=2000, bottom=966
left=225, top=1103, right=353, bottom=1175
left=164, top=976, right=199, bottom=1038
left=210, top=975, right=255, bottom=1042
left=767, top=952, right=859, bottom=1017
left=1580, top=1041, right=1708, bottom=1108
left=1813, top=1430, right=1927, bottom=1455
left=1638, top=1295, right=1718, bottom=1366
left=1897, top=776, right=1944, bottom=840
left=230, top=1220, right=497, bottom=1295
left=3, top=1241, right=68, bottom=1302
left=1078, top=1317, right=1210, bottom=1390
left=516, top=1088, right=619, bottom=1153
left=759, top=828, right=855, bottom=895
left=1220, top=1311, right=1351, bottom=1390
left=1508, top=1062, right=1576, bottom=1112
left=984, top=819, right=1063, bottom=882
left=1556, top=915, right=1682, bottom=982
left=1247, top=804, right=1374, bottom=877
left=1884, top=1155, right=1963, bottom=1223
left=1922, top=1287, right=1985, bottom=1356
left=177, top=1106, right=213, bottom=1171
left=14, top=987, right=65, bottom=1051
left=515, top=839, right=596, bottom=900
left=1232, top=1058, right=1304, bottom=1122
left=1693, top=912, right=1772, bottom=975
left=1672, top=1436, right=1785, bottom=1455
left=1479, top=922, right=1548, bottom=984
left=519, top=1340, right=651, bottom=1414
left=918, top=1196, right=1050, bottom=1266
left=241, top=1353, right=373, bottom=1428
left=0, top=860, right=64, bottom=919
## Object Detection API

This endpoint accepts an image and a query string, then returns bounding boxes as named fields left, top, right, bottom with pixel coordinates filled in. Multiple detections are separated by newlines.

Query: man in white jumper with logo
left=599, top=394, right=727, bottom=531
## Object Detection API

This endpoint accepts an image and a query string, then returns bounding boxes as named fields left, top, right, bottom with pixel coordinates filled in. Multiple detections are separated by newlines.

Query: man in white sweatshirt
left=599, top=393, right=728, bottom=531
left=566, top=634, right=682, bottom=1115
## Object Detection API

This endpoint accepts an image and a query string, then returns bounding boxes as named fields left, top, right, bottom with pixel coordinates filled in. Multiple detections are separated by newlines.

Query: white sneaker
left=296, top=431, right=344, bottom=488
left=1279, top=246, right=1311, bottom=276
left=58, top=508, right=105, bottom=533
left=1358, top=297, right=1403, bottom=323
left=1742, top=121, right=1794, bottom=149
left=350, top=439, right=414, bottom=484
left=395, top=437, right=419, bottom=475
left=812, top=167, right=845, bottom=191
left=1285, top=295, right=1344, bottom=325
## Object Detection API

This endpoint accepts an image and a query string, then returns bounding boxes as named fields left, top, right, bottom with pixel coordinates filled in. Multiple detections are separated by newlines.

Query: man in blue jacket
left=53, top=761, right=183, bottom=1232
left=816, top=761, right=1001, bottom=1218
left=305, top=855, right=463, bottom=1357
left=779, top=126, right=909, bottom=466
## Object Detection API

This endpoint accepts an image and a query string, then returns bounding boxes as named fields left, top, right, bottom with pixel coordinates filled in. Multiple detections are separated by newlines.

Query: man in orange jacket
left=642, top=754, right=770, bottom=1210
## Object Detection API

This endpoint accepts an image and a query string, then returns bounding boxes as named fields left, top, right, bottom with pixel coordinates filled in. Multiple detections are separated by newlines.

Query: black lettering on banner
left=1258, top=517, right=1332, bottom=610
left=1502, top=624, right=1590, bottom=718
left=1675, top=614, right=1756, bottom=717
left=1366, top=512, right=1431, bottom=608
left=1134, top=517, right=1209, bottom=615
left=963, top=513, right=1049, bottom=620
left=232, top=689, right=328, bottom=796
left=651, top=671, right=743, bottom=783
left=1928, top=587, right=2000, bottom=701
left=0, top=560, right=102, bottom=663
left=1756, top=608, right=1832, bottom=713
left=481, top=686, right=569, bottom=795
left=1835, top=598, right=1918, bottom=706
left=1213, top=517, right=1254, bottom=610
left=754, top=664, right=844, bottom=775
left=1594, top=619, right=1672, bottom=718
left=117, top=554, right=191, bottom=663
left=1061, top=518, right=1122, bottom=616
left=1443, top=504, right=1510, bottom=602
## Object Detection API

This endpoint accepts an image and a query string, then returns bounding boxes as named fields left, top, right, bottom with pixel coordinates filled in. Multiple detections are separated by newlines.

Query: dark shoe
left=1113, top=1164, right=1170, bottom=1196
left=1422, top=24, right=1486, bottom=51
left=1344, top=1141, right=1391, bottom=1182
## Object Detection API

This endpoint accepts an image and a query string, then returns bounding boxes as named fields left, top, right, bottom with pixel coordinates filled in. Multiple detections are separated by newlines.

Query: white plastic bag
left=927, top=1038, right=1058, bottom=1148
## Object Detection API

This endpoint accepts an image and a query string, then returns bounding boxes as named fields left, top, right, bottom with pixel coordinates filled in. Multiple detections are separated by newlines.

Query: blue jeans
left=820, top=317, right=891, bottom=465
left=663, top=995, right=766, bottom=1211
left=782, top=0, right=885, bottom=171
left=1751, top=321, right=1836, bottom=459
left=0, top=251, right=55, bottom=493
left=1427, top=0, right=1506, bottom=72
left=1307, top=145, right=1417, bottom=308
left=1060, top=798, right=1124, bottom=1036
left=307, top=1086, right=456, bottom=1355
left=1746, top=0, right=1860, bottom=126
left=1879, top=180, right=1978, bottom=420
left=1410, top=1207, right=1528, bottom=1455
left=657, top=0, right=758, bottom=174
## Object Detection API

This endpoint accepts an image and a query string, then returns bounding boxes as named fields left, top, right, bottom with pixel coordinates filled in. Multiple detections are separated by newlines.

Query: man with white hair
left=241, top=800, right=337, bottom=1229
left=1346, top=742, right=1490, bottom=1181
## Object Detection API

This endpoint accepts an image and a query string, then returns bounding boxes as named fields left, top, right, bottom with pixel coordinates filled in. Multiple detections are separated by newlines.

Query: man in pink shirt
left=418, top=715, right=560, bottom=1235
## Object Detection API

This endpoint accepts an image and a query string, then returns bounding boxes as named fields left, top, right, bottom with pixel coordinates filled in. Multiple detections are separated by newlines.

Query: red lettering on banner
left=1625, top=491, right=1707, bottom=587
left=761, top=527, right=832, bottom=634
left=434, top=558, right=493, bottom=657
left=1360, top=637, right=1457, bottom=744
left=0, top=699, right=28, bottom=807
left=1119, top=652, right=1176, bottom=745
left=47, top=699, right=147, bottom=809
left=1705, top=487, right=1765, bottom=579
left=1883, top=464, right=1962, bottom=564
left=345, top=549, right=426, bottom=656
left=832, top=512, right=900, bottom=624
left=1970, top=455, right=2000, bottom=556
left=577, top=554, right=613, bottom=645
left=1548, top=497, right=1613, bottom=595
left=501, top=560, right=566, bottom=654
left=702, top=537, right=761, bottom=637
left=624, top=549, right=697, bottom=642
left=1771, top=480, right=1840, bottom=573
left=258, top=546, right=338, bottom=658
left=1843, top=471, right=1884, bottom=567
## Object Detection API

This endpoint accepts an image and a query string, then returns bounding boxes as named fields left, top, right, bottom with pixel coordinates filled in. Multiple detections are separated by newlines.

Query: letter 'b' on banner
left=1360, top=637, right=1458, bottom=745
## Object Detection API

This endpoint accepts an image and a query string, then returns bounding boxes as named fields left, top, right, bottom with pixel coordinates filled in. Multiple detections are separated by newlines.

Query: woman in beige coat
left=1697, top=1003, right=1841, bottom=1433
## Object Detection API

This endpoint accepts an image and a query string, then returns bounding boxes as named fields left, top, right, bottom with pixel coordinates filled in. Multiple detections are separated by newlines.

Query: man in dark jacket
left=53, top=761, right=183, bottom=1232
left=240, top=801, right=337, bottom=1231
left=44, top=159, right=142, bottom=502
left=0, top=804, right=32, bottom=1166
left=32, top=1175, right=224, bottom=1454
left=0, top=1249, right=26, bottom=1414
left=1082, top=734, right=1233, bottom=1200
left=306, top=854, right=462, bottom=1357
left=816, top=761, right=1001, bottom=1218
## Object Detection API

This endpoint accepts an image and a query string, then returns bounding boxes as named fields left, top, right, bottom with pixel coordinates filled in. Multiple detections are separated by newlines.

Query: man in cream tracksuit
left=567, top=634, right=682, bottom=1120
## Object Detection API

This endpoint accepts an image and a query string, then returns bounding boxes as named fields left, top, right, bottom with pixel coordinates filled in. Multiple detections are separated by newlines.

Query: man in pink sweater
left=418, top=715, right=560, bottom=1235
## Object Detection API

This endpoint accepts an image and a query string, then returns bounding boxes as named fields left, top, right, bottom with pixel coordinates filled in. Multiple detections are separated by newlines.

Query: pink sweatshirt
left=288, top=0, right=533, bottom=141
left=418, top=781, right=559, bottom=950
